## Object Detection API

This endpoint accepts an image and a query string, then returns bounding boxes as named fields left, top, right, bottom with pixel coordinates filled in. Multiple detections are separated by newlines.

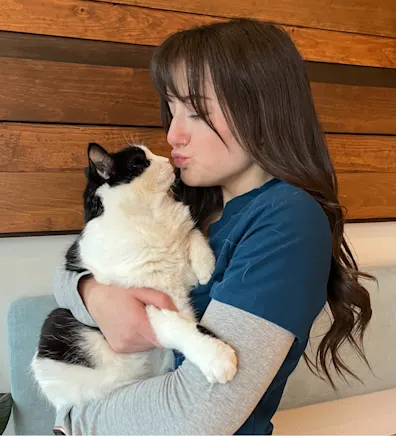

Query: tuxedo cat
left=31, top=143, right=237, bottom=411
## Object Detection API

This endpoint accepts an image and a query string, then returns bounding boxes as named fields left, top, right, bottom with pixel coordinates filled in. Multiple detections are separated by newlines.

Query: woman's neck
left=221, top=164, right=273, bottom=206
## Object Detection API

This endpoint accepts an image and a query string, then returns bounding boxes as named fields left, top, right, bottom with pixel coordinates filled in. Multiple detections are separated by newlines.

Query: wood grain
left=338, top=173, right=396, bottom=220
left=0, top=172, right=85, bottom=233
left=1, top=124, right=395, bottom=174
left=0, top=31, right=154, bottom=68
left=311, top=82, right=396, bottom=134
left=1, top=57, right=395, bottom=134
left=327, top=135, right=396, bottom=173
left=0, top=57, right=160, bottom=126
left=1, top=170, right=394, bottom=234
left=287, top=26, right=396, bottom=70
left=0, top=0, right=395, bottom=68
left=0, top=124, right=169, bottom=172
left=97, top=0, right=396, bottom=38
left=2, top=31, right=395, bottom=88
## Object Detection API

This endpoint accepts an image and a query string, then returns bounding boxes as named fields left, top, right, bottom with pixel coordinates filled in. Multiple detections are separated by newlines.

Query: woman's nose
left=167, top=117, right=190, bottom=149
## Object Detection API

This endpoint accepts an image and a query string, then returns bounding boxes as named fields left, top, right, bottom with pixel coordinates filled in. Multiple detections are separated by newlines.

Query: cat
left=31, top=143, right=237, bottom=411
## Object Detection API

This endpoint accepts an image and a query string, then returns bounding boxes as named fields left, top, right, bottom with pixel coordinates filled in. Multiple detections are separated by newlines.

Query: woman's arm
left=52, top=262, right=96, bottom=327
left=53, top=262, right=179, bottom=352
left=56, top=300, right=294, bottom=435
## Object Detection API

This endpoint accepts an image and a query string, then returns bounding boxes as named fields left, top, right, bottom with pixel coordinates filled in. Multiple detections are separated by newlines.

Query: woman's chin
left=180, top=169, right=200, bottom=187
left=180, top=169, right=217, bottom=188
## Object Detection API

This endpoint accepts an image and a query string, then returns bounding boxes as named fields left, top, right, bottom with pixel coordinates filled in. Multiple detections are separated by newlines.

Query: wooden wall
left=0, top=0, right=395, bottom=235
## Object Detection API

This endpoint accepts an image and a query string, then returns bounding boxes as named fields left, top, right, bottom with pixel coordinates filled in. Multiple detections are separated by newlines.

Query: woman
left=53, top=18, right=373, bottom=435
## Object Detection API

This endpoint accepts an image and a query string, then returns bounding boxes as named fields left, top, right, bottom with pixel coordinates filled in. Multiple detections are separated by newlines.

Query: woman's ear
left=87, top=142, right=114, bottom=180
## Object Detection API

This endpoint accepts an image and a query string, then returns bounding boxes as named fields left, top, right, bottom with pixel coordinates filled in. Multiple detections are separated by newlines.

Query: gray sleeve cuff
left=52, top=262, right=97, bottom=328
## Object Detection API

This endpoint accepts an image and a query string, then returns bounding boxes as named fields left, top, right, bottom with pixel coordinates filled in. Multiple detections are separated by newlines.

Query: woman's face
left=167, top=70, right=264, bottom=200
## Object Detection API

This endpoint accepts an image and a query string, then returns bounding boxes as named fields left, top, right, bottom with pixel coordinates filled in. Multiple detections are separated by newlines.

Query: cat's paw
left=200, top=339, right=237, bottom=384
left=196, top=252, right=216, bottom=285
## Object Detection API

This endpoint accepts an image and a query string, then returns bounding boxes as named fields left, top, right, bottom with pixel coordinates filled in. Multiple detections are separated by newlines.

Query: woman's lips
left=171, top=152, right=190, bottom=167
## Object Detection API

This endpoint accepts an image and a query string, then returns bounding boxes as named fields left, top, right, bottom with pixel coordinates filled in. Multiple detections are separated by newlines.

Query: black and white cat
left=31, top=143, right=237, bottom=411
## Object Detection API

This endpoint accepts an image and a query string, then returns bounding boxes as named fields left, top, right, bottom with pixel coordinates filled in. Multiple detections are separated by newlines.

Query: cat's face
left=83, top=143, right=175, bottom=222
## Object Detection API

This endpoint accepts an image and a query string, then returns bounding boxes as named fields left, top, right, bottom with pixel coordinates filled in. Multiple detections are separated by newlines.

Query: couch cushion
left=273, top=387, right=396, bottom=435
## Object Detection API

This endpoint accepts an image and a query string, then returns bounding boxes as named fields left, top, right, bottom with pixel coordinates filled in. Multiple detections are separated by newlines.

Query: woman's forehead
left=166, top=64, right=215, bottom=99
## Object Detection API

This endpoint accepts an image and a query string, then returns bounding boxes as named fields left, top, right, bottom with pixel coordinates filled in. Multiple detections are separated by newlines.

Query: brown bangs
left=150, top=27, right=219, bottom=135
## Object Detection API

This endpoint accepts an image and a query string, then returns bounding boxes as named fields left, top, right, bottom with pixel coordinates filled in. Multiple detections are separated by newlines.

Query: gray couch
left=6, top=265, right=396, bottom=435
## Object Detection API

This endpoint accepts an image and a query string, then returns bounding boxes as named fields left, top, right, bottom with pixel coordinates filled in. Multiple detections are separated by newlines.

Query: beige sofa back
left=278, top=265, right=396, bottom=410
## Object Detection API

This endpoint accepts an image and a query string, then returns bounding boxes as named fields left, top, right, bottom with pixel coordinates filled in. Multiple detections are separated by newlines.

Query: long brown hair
left=150, top=18, right=374, bottom=388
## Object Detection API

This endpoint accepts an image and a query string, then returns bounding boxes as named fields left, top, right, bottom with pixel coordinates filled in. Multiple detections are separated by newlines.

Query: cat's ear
left=88, top=142, right=114, bottom=180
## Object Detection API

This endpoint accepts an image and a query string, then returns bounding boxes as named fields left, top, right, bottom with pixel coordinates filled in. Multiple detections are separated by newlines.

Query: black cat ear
left=88, top=142, right=114, bottom=180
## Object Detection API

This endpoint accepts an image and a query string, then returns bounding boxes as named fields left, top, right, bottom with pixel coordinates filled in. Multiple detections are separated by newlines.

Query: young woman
left=53, top=18, right=372, bottom=435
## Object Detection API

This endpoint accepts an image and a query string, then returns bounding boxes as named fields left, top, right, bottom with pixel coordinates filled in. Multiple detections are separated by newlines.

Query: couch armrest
left=7, top=295, right=58, bottom=435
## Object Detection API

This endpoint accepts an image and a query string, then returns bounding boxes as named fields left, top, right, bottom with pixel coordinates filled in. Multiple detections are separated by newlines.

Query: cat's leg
left=188, top=229, right=216, bottom=285
left=146, top=305, right=237, bottom=384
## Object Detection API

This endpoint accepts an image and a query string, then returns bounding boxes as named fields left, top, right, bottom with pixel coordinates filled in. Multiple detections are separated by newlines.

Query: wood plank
left=0, top=124, right=169, bottom=172
left=2, top=32, right=395, bottom=88
left=338, top=173, right=396, bottom=220
left=306, top=62, right=396, bottom=89
left=0, top=172, right=85, bottom=233
left=0, top=31, right=154, bottom=68
left=327, top=135, right=396, bottom=173
left=0, top=0, right=395, bottom=69
left=1, top=57, right=395, bottom=134
left=1, top=124, right=395, bottom=174
left=311, top=82, right=396, bottom=134
left=1, top=170, right=394, bottom=234
left=0, top=57, right=160, bottom=126
left=98, top=0, right=396, bottom=38
left=288, top=26, right=396, bottom=70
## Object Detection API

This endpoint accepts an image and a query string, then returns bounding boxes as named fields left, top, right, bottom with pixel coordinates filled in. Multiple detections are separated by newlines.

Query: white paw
left=196, top=252, right=216, bottom=285
left=200, top=339, right=237, bottom=384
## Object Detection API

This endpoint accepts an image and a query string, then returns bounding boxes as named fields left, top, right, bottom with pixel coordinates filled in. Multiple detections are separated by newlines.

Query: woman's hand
left=78, top=276, right=178, bottom=353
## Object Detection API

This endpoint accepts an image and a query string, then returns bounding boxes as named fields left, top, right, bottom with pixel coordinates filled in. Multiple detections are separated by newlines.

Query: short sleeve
left=209, top=191, right=332, bottom=341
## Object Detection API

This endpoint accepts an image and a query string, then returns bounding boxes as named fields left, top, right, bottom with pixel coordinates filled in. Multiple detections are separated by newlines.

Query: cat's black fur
left=37, top=308, right=99, bottom=368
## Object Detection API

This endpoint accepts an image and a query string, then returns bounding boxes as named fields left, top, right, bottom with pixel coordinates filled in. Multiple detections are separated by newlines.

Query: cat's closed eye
left=131, top=156, right=150, bottom=169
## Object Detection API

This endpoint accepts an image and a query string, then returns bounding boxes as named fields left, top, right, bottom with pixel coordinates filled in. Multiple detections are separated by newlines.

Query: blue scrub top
left=175, top=178, right=332, bottom=434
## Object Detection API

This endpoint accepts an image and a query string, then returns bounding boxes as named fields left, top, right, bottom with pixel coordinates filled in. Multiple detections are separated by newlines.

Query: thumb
left=131, top=287, right=178, bottom=312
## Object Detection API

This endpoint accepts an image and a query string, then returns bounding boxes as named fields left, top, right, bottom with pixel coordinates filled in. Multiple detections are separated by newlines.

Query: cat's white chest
left=79, top=210, right=198, bottom=296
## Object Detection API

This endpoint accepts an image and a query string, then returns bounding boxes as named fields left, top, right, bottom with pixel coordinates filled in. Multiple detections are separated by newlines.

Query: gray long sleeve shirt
left=52, top=265, right=294, bottom=435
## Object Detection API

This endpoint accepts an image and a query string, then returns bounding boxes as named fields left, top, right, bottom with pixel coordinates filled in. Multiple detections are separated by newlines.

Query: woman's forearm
left=55, top=300, right=294, bottom=435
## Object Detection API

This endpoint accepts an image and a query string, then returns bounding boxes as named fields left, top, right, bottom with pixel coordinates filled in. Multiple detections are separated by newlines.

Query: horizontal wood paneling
left=2, top=31, right=395, bottom=89
left=0, top=124, right=169, bottom=171
left=1, top=124, right=395, bottom=173
left=0, top=123, right=395, bottom=233
left=1, top=0, right=395, bottom=68
left=306, top=62, right=396, bottom=89
left=327, top=135, right=396, bottom=173
left=338, top=173, right=396, bottom=220
left=1, top=171, right=395, bottom=234
left=98, top=0, right=396, bottom=38
left=288, top=26, right=396, bottom=69
left=311, top=82, right=396, bottom=134
left=0, top=31, right=154, bottom=69
left=0, top=172, right=85, bottom=233
left=1, top=58, right=395, bottom=134
left=0, top=58, right=161, bottom=126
